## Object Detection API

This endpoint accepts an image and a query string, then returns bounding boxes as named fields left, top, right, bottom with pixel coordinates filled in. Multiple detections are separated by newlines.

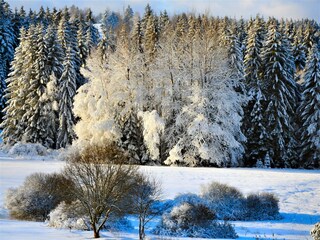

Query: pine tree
left=292, top=26, right=306, bottom=73
left=242, top=16, right=268, bottom=166
left=77, top=23, right=88, bottom=67
left=23, top=24, right=53, bottom=146
left=123, top=5, right=134, bottom=31
left=141, top=4, right=153, bottom=30
left=1, top=28, right=27, bottom=144
left=299, top=44, right=320, bottom=168
left=44, top=25, right=65, bottom=146
left=143, top=15, right=157, bottom=61
left=131, top=16, right=143, bottom=53
left=0, top=0, right=15, bottom=120
left=120, top=110, right=147, bottom=164
left=85, top=8, right=99, bottom=54
left=261, top=20, right=297, bottom=168
left=56, top=47, right=77, bottom=148
left=159, top=10, right=169, bottom=32
left=57, top=8, right=72, bottom=53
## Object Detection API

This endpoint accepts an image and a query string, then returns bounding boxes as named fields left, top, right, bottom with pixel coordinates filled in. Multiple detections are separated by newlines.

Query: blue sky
left=7, top=0, right=320, bottom=21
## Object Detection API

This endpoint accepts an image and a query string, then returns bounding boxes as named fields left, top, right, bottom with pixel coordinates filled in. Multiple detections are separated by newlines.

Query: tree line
left=0, top=1, right=319, bottom=168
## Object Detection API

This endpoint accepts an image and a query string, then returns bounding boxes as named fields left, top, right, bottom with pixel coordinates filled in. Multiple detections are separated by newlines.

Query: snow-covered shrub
left=245, top=193, right=281, bottom=220
left=154, top=202, right=237, bottom=238
left=164, top=193, right=206, bottom=213
left=5, top=173, right=75, bottom=221
left=8, top=142, right=48, bottom=156
left=311, top=222, right=320, bottom=240
left=48, top=200, right=132, bottom=231
left=201, top=181, right=246, bottom=220
left=48, top=201, right=88, bottom=230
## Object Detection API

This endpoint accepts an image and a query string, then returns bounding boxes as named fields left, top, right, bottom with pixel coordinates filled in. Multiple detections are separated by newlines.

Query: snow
left=0, top=151, right=319, bottom=239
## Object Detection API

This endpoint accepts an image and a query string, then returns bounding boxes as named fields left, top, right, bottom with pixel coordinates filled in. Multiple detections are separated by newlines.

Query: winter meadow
left=0, top=0, right=319, bottom=239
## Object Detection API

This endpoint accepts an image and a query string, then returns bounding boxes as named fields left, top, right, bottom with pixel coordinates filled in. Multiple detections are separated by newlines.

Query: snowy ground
left=0, top=152, right=319, bottom=239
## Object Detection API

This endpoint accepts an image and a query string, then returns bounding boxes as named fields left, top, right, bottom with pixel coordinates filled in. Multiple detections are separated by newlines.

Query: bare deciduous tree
left=64, top=143, right=138, bottom=238
left=130, top=173, right=162, bottom=240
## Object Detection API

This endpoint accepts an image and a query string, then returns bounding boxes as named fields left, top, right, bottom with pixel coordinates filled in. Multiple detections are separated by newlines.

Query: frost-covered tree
left=57, top=8, right=72, bottom=53
left=260, top=20, right=298, bottom=167
left=1, top=28, right=28, bottom=144
left=143, top=15, right=158, bottom=61
left=74, top=53, right=121, bottom=146
left=242, top=16, right=268, bottom=166
left=299, top=44, right=320, bottom=168
left=165, top=49, right=245, bottom=167
left=23, top=24, right=54, bottom=146
left=123, top=5, right=133, bottom=31
left=77, top=23, right=88, bottom=67
left=56, top=47, right=77, bottom=148
left=292, top=26, right=306, bottom=74
left=138, top=110, right=165, bottom=164
left=120, top=111, right=147, bottom=164
left=85, top=9, right=99, bottom=54
left=0, top=0, right=15, bottom=119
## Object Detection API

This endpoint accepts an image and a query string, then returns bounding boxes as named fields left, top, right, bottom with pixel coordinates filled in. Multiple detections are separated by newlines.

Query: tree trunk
left=93, top=224, right=100, bottom=238
left=139, top=217, right=145, bottom=240
left=94, top=230, right=100, bottom=238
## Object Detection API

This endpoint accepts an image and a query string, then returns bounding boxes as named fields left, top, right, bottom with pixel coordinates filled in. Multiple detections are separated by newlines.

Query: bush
left=48, top=200, right=132, bottom=231
left=311, top=222, right=320, bottom=240
left=201, top=182, right=245, bottom=220
left=8, top=142, right=48, bottom=156
left=245, top=193, right=281, bottom=220
left=5, top=173, right=75, bottom=221
left=48, top=201, right=88, bottom=230
left=154, top=202, right=237, bottom=238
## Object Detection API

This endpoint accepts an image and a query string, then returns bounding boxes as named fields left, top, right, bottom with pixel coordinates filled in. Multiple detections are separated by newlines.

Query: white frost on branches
left=138, top=110, right=165, bottom=161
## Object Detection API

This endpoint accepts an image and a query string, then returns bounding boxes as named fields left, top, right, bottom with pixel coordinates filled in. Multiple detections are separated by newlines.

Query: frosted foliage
left=138, top=110, right=165, bottom=161
left=165, top=50, right=245, bottom=167
left=48, top=201, right=88, bottom=230
left=73, top=56, right=121, bottom=146
left=8, top=142, right=48, bottom=156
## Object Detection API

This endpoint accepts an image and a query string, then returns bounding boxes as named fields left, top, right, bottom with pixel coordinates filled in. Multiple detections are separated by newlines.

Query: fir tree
left=56, top=47, right=77, bottom=148
left=131, top=16, right=143, bottom=53
left=299, top=44, right=320, bottom=168
left=123, top=5, right=134, bottom=31
left=143, top=15, right=157, bottom=61
left=1, top=28, right=27, bottom=144
left=242, top=17, right=267, bottom=166
left=0, top=0, right=15, bottom=120
left=292, top=26, right=306, bottom=73
left=23, top=24, right=53, bottom=146
left=120, top=110, right=147, bottom=164
left=77, top=23, right=88, bottom=67
left=261, top=20, right=297, bottom=168
left=85, top=8, right=100, bottom=54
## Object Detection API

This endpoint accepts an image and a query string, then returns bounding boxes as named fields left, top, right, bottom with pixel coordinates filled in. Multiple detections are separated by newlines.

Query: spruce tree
left=143, top=15, right=157, bottom=61
left=77, top=23, right=88, bottom=67
left=85, top=8, right=99, bottom=54
left=23, top=24, right=53, bottom=145
left=0, top=0, right=15, bottom=121
left=299, top=44, right=320, bottom=168
left=261, top=20, right=297, bottom=167
left=44, top=25, right=65, bottom=146
left=243, top=17, right=268, bottom=166
left=292, top=26, right=306, bottom=73
left=56, top=46, right=77, bottom=148
left=1, top=28, right=27, bottom=144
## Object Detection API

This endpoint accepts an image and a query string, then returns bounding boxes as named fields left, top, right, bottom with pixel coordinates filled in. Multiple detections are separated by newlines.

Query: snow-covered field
left=0, top=152, right=319, bottom=239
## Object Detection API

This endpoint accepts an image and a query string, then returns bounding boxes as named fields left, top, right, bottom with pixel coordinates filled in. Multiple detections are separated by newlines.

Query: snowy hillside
left=0, top=152, right=319, bottom=239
